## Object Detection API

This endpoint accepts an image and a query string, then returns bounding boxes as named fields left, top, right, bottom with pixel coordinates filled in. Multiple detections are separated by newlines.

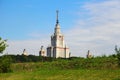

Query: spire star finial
left=56, top=10, right=59, bottom=24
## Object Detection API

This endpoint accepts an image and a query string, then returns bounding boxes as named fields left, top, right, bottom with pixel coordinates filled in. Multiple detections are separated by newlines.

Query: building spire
left=54, top=10, right=61, bottom=35
left=56, top=10, right=59, bottom=24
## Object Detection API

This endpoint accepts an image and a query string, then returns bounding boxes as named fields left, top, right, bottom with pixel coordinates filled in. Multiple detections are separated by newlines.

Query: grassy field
left=0, top=57, right=120, bottom=80
left=0, top=69, right=120, bottom=80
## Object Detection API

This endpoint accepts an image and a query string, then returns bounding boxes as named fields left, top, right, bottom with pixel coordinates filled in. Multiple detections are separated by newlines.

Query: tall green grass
left=8, top=57, right=118, bottom=73
left=0, top=69, right=120, bottom=80
left=0, top=57, right=120, bottom=80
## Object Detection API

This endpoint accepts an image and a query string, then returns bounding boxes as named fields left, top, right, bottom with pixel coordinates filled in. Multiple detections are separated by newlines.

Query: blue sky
left=0, top=0, right=120, bottom=57
left=0, top=0, right=103, bottom=40
left=0, top=0, right=81, bottom=40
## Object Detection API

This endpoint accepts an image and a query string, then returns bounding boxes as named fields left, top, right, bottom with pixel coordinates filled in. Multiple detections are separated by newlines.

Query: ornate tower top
left=54, top=10, right=61, bottom=35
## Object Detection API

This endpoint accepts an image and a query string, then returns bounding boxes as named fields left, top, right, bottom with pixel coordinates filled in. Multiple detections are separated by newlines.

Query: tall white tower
left=47, top=10, right=70, bottom=58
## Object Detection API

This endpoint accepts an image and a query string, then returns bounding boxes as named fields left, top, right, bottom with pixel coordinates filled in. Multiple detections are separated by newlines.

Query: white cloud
left=5, top=39, right=49, bottom=56
left=65, top=0, right=120, bottom=57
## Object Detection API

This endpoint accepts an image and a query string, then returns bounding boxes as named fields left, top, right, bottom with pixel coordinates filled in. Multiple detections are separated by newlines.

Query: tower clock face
left=58, top=36, right=63, bottom=47
left=59, top=36, right=63, bottom=40
left=59, top=36, right=61, bottom=39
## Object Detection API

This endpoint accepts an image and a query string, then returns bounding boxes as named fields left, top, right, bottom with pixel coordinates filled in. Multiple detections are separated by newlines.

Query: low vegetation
left=115, top=45, right=120, bottom=66
left=11, top=56, right=119, bottom=71
left=0, top=69, right=120, bottom=80
left=0, top=56, right=12, bottom=73
left=0, top=55, right=120, bottom=80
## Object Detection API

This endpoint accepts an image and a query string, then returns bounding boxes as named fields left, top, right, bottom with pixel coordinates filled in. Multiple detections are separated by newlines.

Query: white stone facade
left=86, top=50, right=92, bottom=58
left=22, top=49, right=28, bottom=56
left=47, top=11, right=70, bottom=58
left=39, top=46, right=46, bottom=56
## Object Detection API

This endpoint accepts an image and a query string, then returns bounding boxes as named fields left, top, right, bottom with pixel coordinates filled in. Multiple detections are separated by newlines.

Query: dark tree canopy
left=115, top=45, right=120, bottom=66
left=0, top=37, right=7, bottom=53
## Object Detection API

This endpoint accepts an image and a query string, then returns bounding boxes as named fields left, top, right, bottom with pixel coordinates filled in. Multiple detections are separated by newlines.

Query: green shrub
left=0, top=55, right=12, bottom=73
left=115, top=46, right=120, bottom=66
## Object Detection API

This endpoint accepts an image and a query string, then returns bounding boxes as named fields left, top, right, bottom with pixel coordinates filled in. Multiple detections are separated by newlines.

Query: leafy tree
left=115, top=45, right=120, bottom=66
left=0, top=37, right=12, bottom=73
left=0, top=55, right=12, bottom=73
left=0, top=37, right=8, bottom=53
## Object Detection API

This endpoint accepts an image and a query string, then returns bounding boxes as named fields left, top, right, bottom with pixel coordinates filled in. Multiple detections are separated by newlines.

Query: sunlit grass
left=0, top=69, right=120, bottom=80
left=0, top=57, right=120, bottom=80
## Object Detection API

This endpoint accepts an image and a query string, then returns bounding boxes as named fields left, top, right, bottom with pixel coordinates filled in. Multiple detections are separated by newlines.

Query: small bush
left=0, top=55, right=12, bottom=73
left=115, top=46, right=120, bottom=66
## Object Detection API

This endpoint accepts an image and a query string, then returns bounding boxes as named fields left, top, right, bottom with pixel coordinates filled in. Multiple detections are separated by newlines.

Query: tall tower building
left=47, top=11, right=70, bottom=58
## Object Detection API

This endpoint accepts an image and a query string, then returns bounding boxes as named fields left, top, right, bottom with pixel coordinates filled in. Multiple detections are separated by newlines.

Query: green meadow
left=0, top=69, right=120, bottom=80
left=0, top=57, right=120, bottom=80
